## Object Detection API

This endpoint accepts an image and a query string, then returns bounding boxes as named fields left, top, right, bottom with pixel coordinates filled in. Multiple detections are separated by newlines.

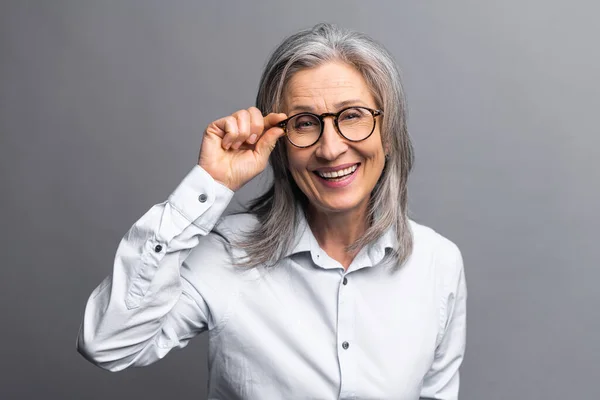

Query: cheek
left=285, top=147, right=314, bottom=190
left=285, top=144, right=309, bottom=173
left=363, top=143, right=386, bottom=181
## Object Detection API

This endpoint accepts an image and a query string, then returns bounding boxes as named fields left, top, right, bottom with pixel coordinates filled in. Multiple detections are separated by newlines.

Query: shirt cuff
left=167, top=165, right=234, bottom=235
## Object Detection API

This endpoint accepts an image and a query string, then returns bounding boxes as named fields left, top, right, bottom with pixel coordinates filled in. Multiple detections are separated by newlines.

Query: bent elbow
left=76, top=327, right=131, bottom=372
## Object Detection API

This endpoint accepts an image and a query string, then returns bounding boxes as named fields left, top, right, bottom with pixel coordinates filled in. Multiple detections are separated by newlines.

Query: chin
left=309, top=196, right=369, bottom=215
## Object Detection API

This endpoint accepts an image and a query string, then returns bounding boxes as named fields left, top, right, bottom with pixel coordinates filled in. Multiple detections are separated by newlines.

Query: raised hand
left=198, top=107, right=287, bottom=191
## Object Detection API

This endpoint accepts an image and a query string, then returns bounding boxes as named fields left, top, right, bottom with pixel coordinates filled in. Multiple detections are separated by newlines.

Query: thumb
left=263, top=112, right=288, bottom=131
left=255, top=113, right=287, bottom=158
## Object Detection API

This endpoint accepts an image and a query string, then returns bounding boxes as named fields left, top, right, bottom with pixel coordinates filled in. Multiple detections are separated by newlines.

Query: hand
left=198, top=107, right=287, bottom=191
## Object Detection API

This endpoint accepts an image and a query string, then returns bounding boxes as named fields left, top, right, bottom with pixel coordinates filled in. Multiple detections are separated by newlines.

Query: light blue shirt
left=77, top=165, right=467, bottom=400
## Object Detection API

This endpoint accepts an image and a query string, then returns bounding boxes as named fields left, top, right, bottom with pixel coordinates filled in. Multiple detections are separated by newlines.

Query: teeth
left=317, top=164, right=358, bottom=179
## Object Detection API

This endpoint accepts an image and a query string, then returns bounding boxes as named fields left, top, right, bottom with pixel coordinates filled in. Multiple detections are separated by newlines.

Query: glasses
left=277, top=106, right=383, bottom=148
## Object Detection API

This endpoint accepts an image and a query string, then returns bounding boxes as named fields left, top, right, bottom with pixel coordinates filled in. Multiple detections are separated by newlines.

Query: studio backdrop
left=1, top=1, right=598, bottom=399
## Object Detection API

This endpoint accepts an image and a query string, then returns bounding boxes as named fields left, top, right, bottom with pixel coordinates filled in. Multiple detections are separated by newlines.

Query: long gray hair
left=234, top=23, right=414, bottom=268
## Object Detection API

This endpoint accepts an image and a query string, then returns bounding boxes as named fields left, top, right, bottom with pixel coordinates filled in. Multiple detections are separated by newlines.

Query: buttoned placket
left=306, top=228, right=376, bottom=398
left=337, top=269, right=357, bottom=399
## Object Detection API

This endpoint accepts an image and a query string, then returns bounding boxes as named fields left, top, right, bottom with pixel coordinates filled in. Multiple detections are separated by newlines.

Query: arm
left=76, top=165, right=234, bottom=372
left=420, top=243, right=467, bottom=400
left=77, top=106, right=286, bottom=372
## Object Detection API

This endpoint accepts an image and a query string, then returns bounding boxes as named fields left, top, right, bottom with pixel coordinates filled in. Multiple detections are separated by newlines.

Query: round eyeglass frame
left=277, top=106, right=383, bottom=148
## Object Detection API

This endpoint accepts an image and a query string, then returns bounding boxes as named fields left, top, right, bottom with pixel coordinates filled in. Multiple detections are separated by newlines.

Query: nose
left=314, top=117, right=348, bottom=160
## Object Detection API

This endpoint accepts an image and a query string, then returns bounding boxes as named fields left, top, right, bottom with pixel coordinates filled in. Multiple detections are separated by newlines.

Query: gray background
left=1, top=0, right=598, bottom=399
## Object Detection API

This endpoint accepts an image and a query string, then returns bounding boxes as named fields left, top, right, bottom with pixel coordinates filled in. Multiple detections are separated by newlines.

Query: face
left=283, top=61, right=386, bottom=217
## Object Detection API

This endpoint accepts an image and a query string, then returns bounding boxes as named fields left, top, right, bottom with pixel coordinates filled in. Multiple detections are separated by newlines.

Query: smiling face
left=283, top=61, right=386, bottom=217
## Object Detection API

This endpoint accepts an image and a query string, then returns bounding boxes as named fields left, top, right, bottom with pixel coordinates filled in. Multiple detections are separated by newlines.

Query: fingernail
left=248, top=134, right=257, bottom=144
left=232, top=141, right=241, bottom=149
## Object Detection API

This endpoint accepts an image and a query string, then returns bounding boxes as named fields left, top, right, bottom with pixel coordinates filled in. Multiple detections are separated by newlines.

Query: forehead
left=283, top=62, right=376, bottom=113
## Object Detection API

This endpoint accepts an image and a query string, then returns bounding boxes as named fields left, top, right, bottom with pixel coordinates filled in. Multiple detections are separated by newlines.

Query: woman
left=77, top=23, right=467, bottom=400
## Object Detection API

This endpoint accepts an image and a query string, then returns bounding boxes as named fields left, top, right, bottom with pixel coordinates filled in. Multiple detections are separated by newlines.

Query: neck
left=306, top=200, right=370, bottom=267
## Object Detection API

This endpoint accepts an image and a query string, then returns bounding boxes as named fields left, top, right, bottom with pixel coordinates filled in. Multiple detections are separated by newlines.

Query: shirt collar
left=283, top=206, right=397, bottom=269
left=365, top=223, right=396, bottom=266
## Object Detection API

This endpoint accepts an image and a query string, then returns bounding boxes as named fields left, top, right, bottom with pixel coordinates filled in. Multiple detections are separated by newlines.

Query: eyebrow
left=289, top=99, right=369, bottom=114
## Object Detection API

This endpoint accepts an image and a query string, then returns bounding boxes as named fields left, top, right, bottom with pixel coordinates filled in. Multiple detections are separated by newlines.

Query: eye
left=340, top=108, right=368, bottom=121
left=296, top=120, right=314, bottom=128
left=292, top=115, right=319, bottom=131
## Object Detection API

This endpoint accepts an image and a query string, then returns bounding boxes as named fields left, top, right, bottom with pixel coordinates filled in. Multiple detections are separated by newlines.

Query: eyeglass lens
left=286, top=107, right=375, bottom=147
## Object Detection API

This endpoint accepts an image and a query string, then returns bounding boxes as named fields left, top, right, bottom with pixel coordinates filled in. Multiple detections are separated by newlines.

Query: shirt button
left=198, top=193, right=208, bottom=203
left=154, top=244, right=163, bottom=253
left=342, top=341, right=350, bottom=350
left=342, top=277, right=348, bottom=285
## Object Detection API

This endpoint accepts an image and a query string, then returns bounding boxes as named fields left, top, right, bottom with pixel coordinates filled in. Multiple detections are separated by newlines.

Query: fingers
left=223, top=107, right=266, bottom=150
left=228, top=109, right=251, bottom=150
left=247, top=107, right=264, bottom=145
left=209, top=108, right=287, bottom=151
left=221, top=116, right=239, bottom=150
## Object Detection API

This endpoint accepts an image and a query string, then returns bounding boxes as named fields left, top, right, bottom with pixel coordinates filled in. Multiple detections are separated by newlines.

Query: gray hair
left=234, top=23, right=414, bottom=268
